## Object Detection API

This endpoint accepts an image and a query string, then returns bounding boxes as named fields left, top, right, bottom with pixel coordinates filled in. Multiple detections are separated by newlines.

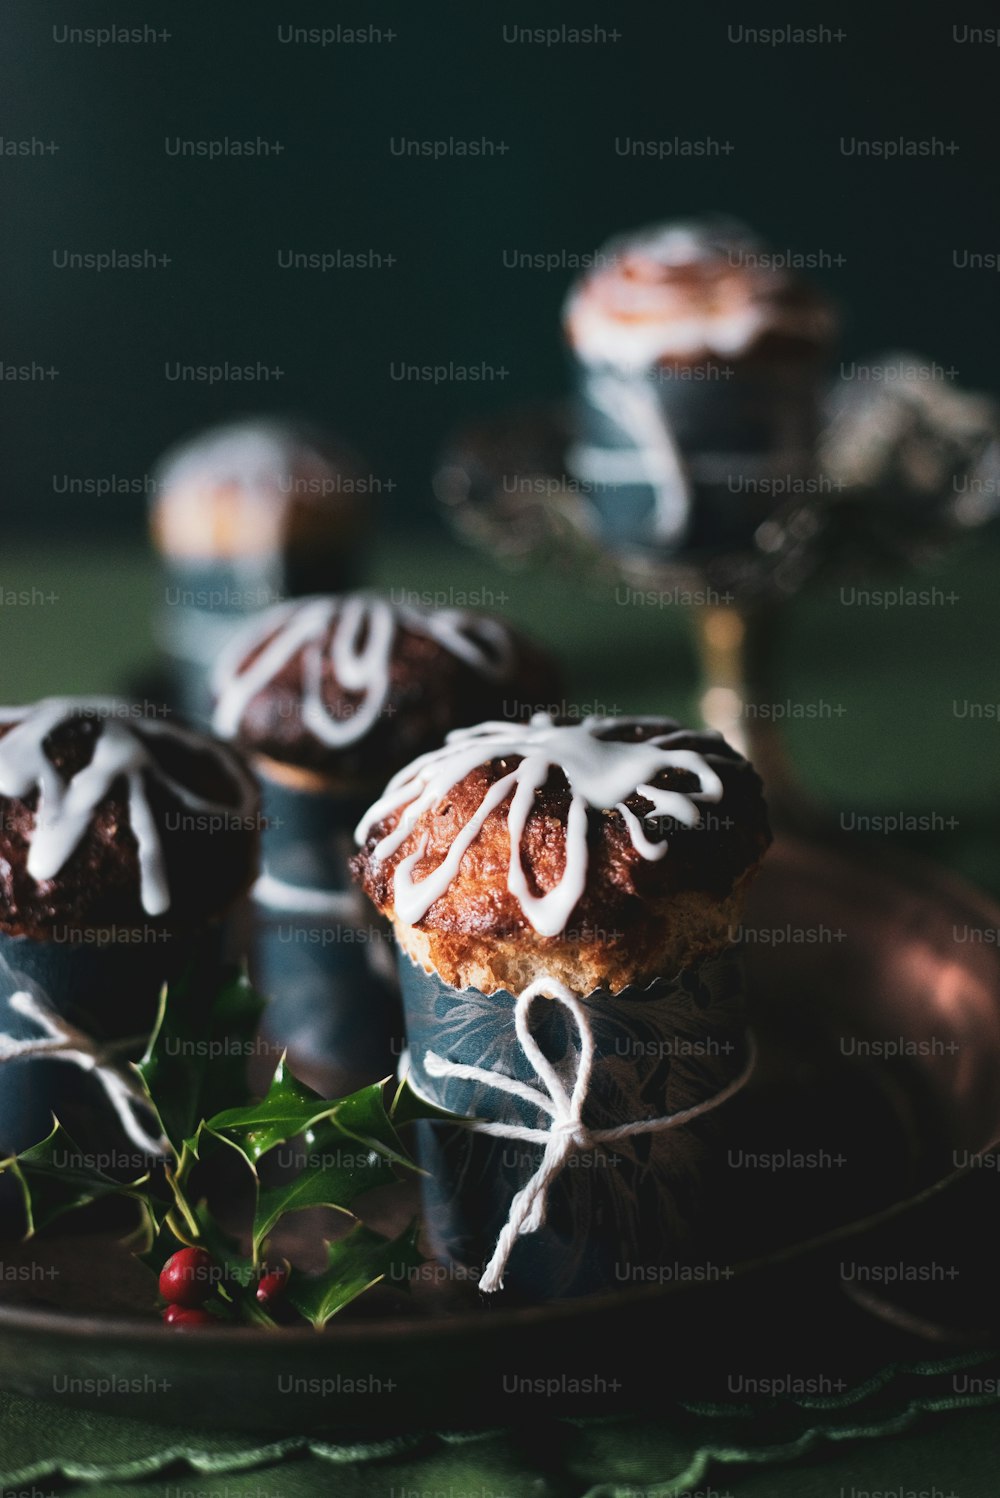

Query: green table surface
left=1, top=533, right=998, bottom=1497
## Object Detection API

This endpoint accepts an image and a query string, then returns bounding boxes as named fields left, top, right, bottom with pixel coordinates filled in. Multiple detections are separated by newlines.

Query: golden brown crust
left=391, top=872, right=758, bottom=995
left=352, top=719, right=770, bottom=993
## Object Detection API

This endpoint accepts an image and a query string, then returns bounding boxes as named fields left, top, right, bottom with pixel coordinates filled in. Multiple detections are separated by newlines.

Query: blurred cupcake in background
left=564, top=216, right=837, bottom=558
left=149, top=419, right=373, bottom=724
left=212, top=593, right=560, bottom=1093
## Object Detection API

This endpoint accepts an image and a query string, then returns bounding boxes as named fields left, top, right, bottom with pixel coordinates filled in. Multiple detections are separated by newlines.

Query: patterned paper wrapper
left=398, top=945, right=749, bottom=1299
left=256, top=764, right=373, bottom=895
left=251, top=764, right=403, bottom=1093
left=0, top=922, right=224, bottom=1164
left=568, top=357, right=824, bottom=558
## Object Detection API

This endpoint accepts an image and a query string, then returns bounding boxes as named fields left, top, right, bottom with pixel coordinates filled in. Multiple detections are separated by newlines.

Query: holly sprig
left=0, top=966, right=437, bottom=1330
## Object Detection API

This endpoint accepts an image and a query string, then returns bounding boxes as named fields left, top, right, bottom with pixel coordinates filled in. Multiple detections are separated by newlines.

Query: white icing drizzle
left=356, top=714, right=733, bottom=939
left=568, top=291, right=772, bottom=369
left=211, top=593, right=519, bottom=749
left=0, top=698, right=257, bottom=918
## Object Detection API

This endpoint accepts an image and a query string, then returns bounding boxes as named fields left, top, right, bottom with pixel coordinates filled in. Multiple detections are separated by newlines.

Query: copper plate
left=0, top=835, right=997, bottom=1432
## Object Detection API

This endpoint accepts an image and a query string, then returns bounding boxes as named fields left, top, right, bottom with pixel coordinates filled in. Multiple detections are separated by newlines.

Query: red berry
left=256, top=1266, right=289, bottom=1307
left=162, top=1304, right=215, bottom=1328
left=159, top=1247, right=216, bottom=1307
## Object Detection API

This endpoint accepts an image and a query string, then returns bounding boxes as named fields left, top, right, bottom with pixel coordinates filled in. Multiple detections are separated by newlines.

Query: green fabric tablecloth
left=1, top=534, right=998, bottom=1496
left=1, top=1351, right=998, bottom=1496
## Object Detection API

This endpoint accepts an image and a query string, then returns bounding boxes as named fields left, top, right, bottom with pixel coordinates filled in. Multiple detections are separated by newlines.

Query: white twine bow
left=422, top=976, right=756, bottom=1293
left=0, top=990, right=167, bottom=1157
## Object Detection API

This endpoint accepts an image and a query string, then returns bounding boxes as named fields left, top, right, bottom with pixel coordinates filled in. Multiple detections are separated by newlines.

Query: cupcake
left=211, top=594, right=560, bottom=1090
left=0, top=698, right=258, bottom=1159
left=353, top=713, right=770, bottom=1297
left=150, top=418, right=372, bottom=724
left=563, top=216, right=836, bottom=557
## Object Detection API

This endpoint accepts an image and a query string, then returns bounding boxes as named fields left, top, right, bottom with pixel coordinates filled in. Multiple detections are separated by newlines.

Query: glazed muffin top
left=211, top=593, right=561, bottom=786
left=0, top=699, right=259, bottom=938
left=564, top=216, right=836, bottom=370
left=352, top=714, right=771, bottom=994
left=150, top=418, right=370, bottom=560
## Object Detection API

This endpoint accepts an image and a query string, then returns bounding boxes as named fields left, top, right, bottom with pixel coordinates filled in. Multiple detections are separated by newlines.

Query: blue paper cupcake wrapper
left=251, top=903, right=404, bottom=1089
left=250, top=770, right=403, bottom=1087
left=569, top=359, right=823, bottom=556
left=256, top=767, right=373, bottom=895
left=398, top=945, right=749, bottom=1299
left=0, top=923, right=223, bottom=1164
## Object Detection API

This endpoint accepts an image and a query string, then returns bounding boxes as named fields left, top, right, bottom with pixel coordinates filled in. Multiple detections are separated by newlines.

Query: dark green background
left=2, top=1, right=998, bottom=534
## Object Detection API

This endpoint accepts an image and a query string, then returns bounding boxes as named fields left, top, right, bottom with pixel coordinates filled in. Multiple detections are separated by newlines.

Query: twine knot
left=421, top=976, right=755, bottom=1293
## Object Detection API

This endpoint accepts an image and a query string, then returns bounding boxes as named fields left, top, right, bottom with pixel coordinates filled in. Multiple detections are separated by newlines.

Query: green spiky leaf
left=389, top=1073, right=468, bottom=1128
left=0, top=971, right=452, bottom=1329
left=208, top=1057, right=337, bottom=1163
left=252, top=1117, right=398, bottom=1262
left=315, top=1081, right=413, bottom=1171
left=0, top=1121, right=149, bottom=1238
left=286, top=1220, right=423, bottom=1330
left=136, top=965, right=266, bottom=1155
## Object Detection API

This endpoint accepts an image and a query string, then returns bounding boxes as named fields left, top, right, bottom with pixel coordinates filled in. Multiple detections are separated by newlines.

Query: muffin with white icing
left=563, top=215, right=837, bottom=556
left=0, top=698, right=258, bottom=1158
left=353, top=714, right=769, bottom=994
left=151, top=419, right=369, bottom=577
left=0, top=699, right=258, bottom=936
left=351, top=714, right=770, bottom=1298
left=211, top=593, right=559, bottom=797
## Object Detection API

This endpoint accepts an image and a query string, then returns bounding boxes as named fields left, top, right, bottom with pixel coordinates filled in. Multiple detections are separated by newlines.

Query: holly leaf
left=252, top=1113, right=398, bottom=1262
left=0, top=976, right=434, bottom=1327
left=208, top=1057, right=335, bottom=1163
left=0, top=1121, right=150, bottom=1238
left=321, top=1082, right=413, bottom=1171
left=286, top=1220, right=423, bottom=1330
left=243, top=1076, right=431, bottom=1261
left=389, top=1073, right=466, bottom=1128
left=136, top=965, right=266, bottom=1156
left=210, top=1070, right=417, bottom=1175
left=120, top=1195, right=163, bottom=1257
